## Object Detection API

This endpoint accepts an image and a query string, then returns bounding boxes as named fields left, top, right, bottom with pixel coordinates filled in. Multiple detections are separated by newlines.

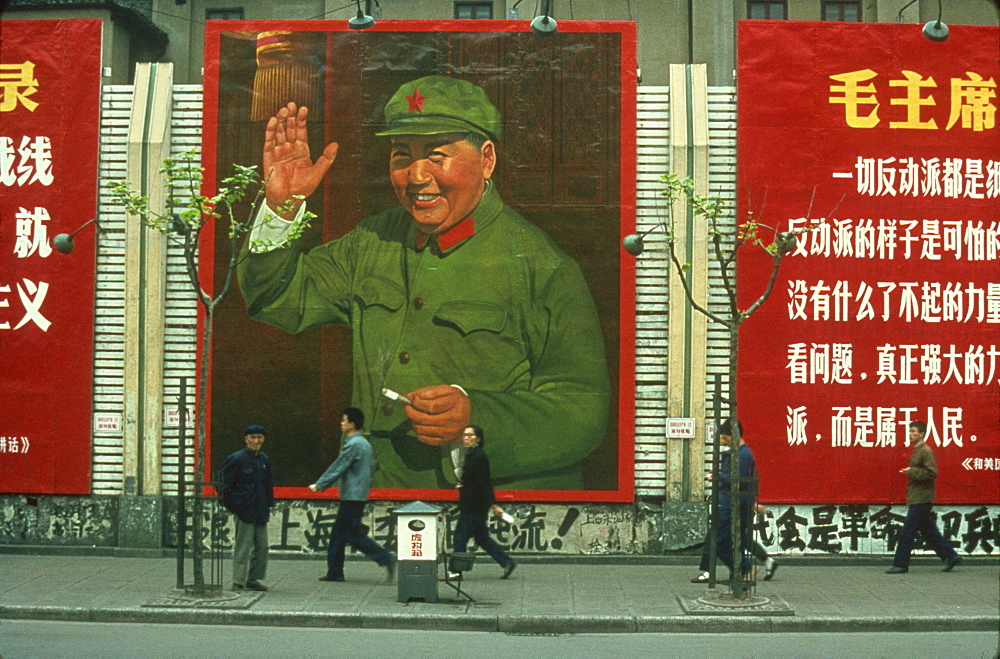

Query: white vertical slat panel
left=159, top=85, right=202, bottom=495
left=92, top=84, right=203, bottom=495
left=703, top=86, right=738, bottom=499
left=91, top=85, right=133, bottom=494
left=633, top=86, right=738, bottom=499
left=634, top=87, right=670, bottom=496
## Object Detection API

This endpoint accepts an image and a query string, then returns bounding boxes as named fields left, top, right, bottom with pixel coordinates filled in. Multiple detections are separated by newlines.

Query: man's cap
left=243, top=424, right=266, bottom=436
left=377, top=75, right=502, bottom=142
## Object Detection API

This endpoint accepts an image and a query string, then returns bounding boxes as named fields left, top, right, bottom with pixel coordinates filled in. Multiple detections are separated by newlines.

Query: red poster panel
left=0, top=19, right=102, bottom=494
left=737, top=21, right=999, bottom=504
left=202, top=21, right=637, bottom=502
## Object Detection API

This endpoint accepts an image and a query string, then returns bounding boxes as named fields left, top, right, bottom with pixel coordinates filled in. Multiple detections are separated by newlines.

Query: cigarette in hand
left=382, top=388, right=412, bottom=406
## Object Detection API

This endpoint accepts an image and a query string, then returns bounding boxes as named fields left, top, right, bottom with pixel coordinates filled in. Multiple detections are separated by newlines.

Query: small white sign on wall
left=163, top=406, right=195, bottom=428
left=666, top=417, right=696, bottom=439
left=93, top=413, right=122, bottom=435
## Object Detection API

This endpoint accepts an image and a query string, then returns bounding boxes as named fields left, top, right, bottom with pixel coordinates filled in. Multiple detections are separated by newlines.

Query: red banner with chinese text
left=737, top=21, right=999, bottom=504
left=0, top=19, right=101, bottom=494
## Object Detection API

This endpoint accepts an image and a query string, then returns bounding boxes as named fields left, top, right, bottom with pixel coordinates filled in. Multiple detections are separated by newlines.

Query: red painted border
left=199, top=26, right=222, bottom=488
left=202, top=20, right=638, bottom=503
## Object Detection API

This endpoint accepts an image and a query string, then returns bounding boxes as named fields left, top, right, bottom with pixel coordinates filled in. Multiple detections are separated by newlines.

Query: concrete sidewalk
left=0, top=554, right=997, bottom=633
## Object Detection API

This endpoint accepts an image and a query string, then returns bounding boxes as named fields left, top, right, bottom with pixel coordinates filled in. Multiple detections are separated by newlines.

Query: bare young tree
left=111, top=151, right=312, bottom=592
left=625, top=173, right=840, bottom=598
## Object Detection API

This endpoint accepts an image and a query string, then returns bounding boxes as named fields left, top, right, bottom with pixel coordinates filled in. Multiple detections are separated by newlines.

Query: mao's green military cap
left=377, top=75, right=502, bottom=142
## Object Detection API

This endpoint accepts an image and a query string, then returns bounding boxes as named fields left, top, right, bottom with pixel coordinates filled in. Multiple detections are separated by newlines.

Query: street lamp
left=896, top=0, right=949, bottom=43
left=348, top=0, right=377, bottom=30
left=530, top=0, right=558, bottom=36
left=53, top=218, right=102, bottom=254
left=621, top=225, right=658, bottom=256
left=622, top=222, right=796, bottom=258
left=922, top=13, right=949, bottom=42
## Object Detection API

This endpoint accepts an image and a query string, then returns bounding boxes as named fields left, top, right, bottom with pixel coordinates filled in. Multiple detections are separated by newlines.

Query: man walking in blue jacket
left=309, top=407, right=395, bottom=582
left=218, top=424, right=274, bottom=591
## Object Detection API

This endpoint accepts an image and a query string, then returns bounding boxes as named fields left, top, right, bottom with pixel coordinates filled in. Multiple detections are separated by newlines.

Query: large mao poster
left=202, top=22, right=637, bottom=502
left=737, top=21, right=999, bottom=504
left=0, top=19, right=101, bottom=494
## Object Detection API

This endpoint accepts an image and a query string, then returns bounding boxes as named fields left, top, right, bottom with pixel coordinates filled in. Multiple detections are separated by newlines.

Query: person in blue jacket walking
left=309, top=407, right=395, bottom=582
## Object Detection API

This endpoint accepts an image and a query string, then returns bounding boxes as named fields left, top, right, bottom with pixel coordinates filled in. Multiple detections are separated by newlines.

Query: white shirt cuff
left=248, top=202, right=307, bottom=253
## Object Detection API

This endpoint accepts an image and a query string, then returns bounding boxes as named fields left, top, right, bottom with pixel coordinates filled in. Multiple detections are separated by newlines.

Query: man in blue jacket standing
left=309, top=407, right=395, bottom=582
left=218, top=424, right=274, bottom=591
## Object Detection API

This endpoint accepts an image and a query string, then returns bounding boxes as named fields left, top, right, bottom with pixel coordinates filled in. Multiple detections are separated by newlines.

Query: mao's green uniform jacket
left=238, top=185, right=610, bottom=490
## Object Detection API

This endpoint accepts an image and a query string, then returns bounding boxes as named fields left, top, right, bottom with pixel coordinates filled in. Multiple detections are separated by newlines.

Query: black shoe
left=886, top=566, right=908, bottom=574
left=232, top=583, right=245, bottom=591
left=501, top=561, right=517, bottom=579
left=943, top=556, right=962, bottom=572
left=690, top=572, right=710, bottom=583
left=319, top=575, right=345, bottom=582
left=763, top=558, right=779, bottom=581
left=385, top=559, right=396, bottom=583
left=244, top=581, right=268, bottom=591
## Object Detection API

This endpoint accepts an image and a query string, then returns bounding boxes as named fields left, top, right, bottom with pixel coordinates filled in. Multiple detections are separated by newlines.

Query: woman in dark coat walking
left=454, top=425, right=517, bottom=578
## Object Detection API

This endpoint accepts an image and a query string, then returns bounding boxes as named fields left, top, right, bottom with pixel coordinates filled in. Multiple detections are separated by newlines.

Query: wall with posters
left=0, top=19, right=102, bottom=495
left=1, top=19, right=997, bottom=558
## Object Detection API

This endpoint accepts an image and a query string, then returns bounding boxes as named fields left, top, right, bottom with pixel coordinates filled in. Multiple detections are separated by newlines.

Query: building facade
left=1, top=1, right=997, bottom=558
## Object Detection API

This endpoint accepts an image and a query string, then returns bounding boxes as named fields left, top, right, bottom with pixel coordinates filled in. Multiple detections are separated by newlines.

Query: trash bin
left=395, top=501, right=442, bottom=603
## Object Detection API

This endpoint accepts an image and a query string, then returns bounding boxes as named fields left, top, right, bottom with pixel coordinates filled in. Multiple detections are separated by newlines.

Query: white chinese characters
left=0, top=136, right=54, bottom=187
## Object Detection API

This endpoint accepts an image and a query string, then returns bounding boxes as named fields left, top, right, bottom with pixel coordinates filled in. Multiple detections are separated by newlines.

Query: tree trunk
left=727, top=320, right=745, bottom=597
left=190, top=305, right=214, bottom=592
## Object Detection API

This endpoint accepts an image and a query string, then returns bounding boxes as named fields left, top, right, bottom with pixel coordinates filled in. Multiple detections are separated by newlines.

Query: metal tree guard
left=174, top=377, right=226, bottom=597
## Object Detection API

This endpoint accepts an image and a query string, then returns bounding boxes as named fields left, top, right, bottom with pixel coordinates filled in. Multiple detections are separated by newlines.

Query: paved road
left=2, top=620, right=999, bottom=658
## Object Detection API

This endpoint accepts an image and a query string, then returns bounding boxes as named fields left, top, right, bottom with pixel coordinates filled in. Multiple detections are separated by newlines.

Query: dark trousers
left=453, top=510, right=512, bottom=568
left=750, top=539, right=769, bottom=562
left=892, top=503, right=958, bottom=568
left=700, top=504, right=753, bottom=573
left=326, top=500, right=392, bottom=579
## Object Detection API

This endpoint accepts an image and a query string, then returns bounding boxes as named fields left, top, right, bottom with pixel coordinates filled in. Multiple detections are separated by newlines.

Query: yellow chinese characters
left=829, top=69, right=879, bottom=128
left=829, top=69, right=997, bottom=131
left=0, top=62, right=39, bottom=113
left=889, top=71, right=937, bottom=129
left=947, top=73, right=997, bottom=132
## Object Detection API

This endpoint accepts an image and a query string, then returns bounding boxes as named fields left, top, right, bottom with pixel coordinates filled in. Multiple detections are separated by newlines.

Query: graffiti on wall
left=183, top=502, right=997, bottom=557
left=0, top=496, right=115, bottom=545
left=178, top=503, right=643, bottom=556
left=2, top=496, right=995, bottom=557
left=753, top=504, right=999, bottom=556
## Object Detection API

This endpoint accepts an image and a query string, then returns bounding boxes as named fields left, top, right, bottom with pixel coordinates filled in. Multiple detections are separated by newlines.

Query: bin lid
left=395, top=501, right=442, bottom=515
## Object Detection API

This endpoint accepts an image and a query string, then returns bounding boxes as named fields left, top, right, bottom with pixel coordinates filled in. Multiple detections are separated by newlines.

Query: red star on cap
left=405, top=88, right=427, bottom=112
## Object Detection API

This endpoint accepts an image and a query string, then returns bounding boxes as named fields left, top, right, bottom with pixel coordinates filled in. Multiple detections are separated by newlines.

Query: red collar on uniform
left=416, top=216, right=476, bottom=251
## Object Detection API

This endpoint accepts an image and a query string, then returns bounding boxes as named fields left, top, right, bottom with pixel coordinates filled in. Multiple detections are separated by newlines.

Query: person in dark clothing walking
left=886, top=420, right=961, bottom=574
left=218, top=424, right=274, bottom=591
left=309, top=407, right=395, bottom=582
left=453, top=425, right=516, bottom=579
left=691, top=419, right=758, bottom=584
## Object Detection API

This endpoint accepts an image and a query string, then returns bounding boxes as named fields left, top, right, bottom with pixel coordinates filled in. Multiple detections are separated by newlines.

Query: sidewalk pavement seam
left=2, top=606, right=997, bottom=634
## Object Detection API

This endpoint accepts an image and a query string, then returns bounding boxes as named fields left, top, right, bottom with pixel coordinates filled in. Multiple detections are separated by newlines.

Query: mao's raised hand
left=262, top=102, right=338, bottom=219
